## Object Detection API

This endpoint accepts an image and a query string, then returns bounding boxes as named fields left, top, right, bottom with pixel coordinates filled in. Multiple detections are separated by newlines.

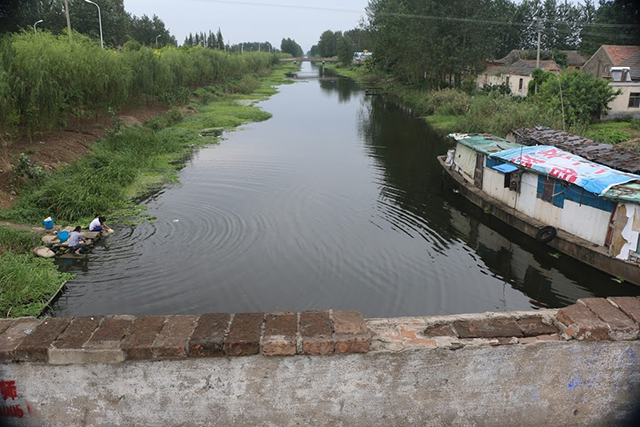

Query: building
left=440, top=133, right=640, bottom=284
left=583, top=45, right=640, bottom=119
left=477, top=59, right=561, bottom=97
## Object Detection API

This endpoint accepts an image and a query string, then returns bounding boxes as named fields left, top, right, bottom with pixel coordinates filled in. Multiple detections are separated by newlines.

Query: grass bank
left=328, top=65, right=640, bottom=152
left=0, top=64, right=294, bottom=318
left=0, top=226, right=73, bottom=317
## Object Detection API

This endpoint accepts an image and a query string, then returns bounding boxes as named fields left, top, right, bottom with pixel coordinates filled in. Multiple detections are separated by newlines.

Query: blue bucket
left=43, top=218, right=54, bottom=230
left=57, top=231, right=69, bottom=243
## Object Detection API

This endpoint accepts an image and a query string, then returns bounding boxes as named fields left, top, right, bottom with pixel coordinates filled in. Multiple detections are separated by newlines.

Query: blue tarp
left=492, top=163, right=519, bottom=174
left=490, top=146, right=640, bottom=196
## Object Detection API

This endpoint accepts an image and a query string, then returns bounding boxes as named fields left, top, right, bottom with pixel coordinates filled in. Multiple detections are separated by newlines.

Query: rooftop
left=507, top=127, right=640, bottom=174
left=504, top=60, right=559, bottom=76
left=603, top=45, right=640, bottom=66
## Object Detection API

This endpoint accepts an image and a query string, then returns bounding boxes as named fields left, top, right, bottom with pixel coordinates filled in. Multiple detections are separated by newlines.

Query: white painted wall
left=560, top=200, right=610, bottom=246
left=455, top=144, right=477, bottom=183
left=607, top=83, right=640, bottom=117
left=516, top=172, right=538, bottom=218
left=482, top=168, right=517, bottom=208
left=616, top=203, right=640, bottom=261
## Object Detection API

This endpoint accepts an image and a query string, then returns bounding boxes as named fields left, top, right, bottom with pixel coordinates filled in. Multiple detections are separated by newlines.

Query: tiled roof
left=496, top=50, right=586, bottom=66
left=620, top=50, right=640, bottom=80
left=504, top=60, right=556, bottom=76
left=603, top=45, right=640, bottom=65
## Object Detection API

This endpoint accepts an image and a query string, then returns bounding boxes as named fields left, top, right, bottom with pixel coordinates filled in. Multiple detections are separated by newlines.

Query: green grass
left=424, top=115, right=463, bottom=132
left=0, top=251, right=73, bottom=317
left=0, top=226, right=41, bottom=254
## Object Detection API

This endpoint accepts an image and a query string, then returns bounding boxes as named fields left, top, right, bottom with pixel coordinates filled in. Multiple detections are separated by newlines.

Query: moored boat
left=439, top=132, right=640, bottom=286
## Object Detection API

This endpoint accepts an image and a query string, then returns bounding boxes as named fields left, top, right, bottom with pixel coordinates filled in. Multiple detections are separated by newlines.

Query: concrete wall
left=607, top=83, right=640, bottom=119
left=583, top=47, right=612, bottom=78
left=2, top=339, right=640, bottom=427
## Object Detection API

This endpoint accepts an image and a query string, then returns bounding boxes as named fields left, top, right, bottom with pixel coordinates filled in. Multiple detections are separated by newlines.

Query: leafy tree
left=317, top=30, right=341, bottom=57
left=337, top=35, right=354, bottom=65
left=216, top=28, right=224, bottom=50
left=536, top=70, right=620, bottom=124
left=280, top=38, right=303, bottom=57
left=129, top=14, right=176, bottom=46
left=580, top=0, right=640, bottom=55
left=308, top=45, right=319, bottom=57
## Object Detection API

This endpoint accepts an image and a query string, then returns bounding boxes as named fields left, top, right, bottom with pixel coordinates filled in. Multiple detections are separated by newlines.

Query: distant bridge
left=279, top=57, right=338, bottom=63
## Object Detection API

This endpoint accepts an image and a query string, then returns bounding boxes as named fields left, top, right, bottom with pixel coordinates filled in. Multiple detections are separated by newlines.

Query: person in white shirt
left=68, top=226, right=87, bottom=256
left=89, top=216, right=111, bottom=235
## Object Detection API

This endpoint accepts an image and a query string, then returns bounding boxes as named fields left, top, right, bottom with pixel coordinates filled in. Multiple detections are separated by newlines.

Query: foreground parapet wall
left=1, top=298, right=640, bottom=426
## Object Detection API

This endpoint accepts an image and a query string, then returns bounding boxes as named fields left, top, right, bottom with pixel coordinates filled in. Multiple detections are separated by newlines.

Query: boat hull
left=438, top=155, right=640, bottom=286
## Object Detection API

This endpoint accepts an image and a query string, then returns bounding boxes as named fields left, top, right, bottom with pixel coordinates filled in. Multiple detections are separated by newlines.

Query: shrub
left=584, top=128, right=630, bottom=144
left=424, top=89, right=470, bottom=116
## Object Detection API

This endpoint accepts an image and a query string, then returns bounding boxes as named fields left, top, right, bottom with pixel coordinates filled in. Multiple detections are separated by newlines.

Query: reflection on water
left=52, top=62, right=640, bottom=318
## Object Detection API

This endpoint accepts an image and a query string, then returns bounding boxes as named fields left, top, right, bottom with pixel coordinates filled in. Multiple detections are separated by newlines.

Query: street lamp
left=33, top=19, right=43, bottom=34
left=84, top=0, right=103, bottom=49
left=155, top=34, right=161, bottom=47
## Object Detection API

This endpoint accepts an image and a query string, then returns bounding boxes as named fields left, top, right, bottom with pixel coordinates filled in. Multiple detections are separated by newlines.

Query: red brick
left=121, top=316, right=166, bottom=360
left=423, top=323, right=457, bottom=337
left=518, top=336, right=539, bottom=344
left=152, top=315, right=197, bottom=359
left=579, top=298, right=638, bottom=340
left=15, top=317, right=71, bottom=362
left=300, top=310, right=333, bottom=356
left=224, top=313, right=263, bottom=356
left=52, top=316, right=102, bottom=349
left=535, top=334, right=562, bottom=341
left=557, top=303, right=609, bottom=341
left=0, top=319, right=42, bottom=362
left=517, top=317, right=558, bottom=337
left=262, top=312, right=297, bottom=356
left=608, top=297, right=640, bottom=324
left=333, top=311, right=371, bottom=354
left=188, top=313, right=230, bottom=357
left=489, top=337, right=517, bottom=346
left=84, top=315, right=134, bottom=349
left=453, top=318, right=523, bottom=338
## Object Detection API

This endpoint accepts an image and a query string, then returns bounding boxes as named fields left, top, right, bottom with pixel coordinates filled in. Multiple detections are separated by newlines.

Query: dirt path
left=0, top=104, right=169, bottom=211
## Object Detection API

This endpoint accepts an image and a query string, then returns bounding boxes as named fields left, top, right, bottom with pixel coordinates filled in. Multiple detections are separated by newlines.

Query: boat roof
left=449, top=133, right=640, bottom=203
left=448, top=133, right=522, bottom=155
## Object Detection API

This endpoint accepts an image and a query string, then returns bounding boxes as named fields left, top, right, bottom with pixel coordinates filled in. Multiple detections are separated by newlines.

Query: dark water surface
left=53, top=63, right=640, bottom=317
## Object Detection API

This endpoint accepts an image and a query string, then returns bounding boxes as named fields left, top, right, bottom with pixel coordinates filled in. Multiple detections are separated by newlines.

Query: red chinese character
left=550, top=167, right=578, bottom=183
left=513, top=155, right=545, bottom=168
left=0, top=380, right=17, bottom=401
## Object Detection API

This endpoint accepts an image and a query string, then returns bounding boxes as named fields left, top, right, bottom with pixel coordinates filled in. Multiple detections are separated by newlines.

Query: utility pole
left=64, top=0, right=72, bottom=41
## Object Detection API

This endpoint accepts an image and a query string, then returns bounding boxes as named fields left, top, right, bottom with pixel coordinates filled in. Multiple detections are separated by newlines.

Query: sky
left=124, top=0, right=370, bottom=51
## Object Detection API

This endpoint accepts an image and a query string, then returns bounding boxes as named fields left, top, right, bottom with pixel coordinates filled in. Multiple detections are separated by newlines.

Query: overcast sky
left=124, top=0, right=370, bottom=51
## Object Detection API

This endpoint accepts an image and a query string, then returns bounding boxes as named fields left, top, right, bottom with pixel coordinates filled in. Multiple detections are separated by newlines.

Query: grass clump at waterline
left=0, top=226, right=74, bottom=318
left=1, top=66, right=292, bottom=226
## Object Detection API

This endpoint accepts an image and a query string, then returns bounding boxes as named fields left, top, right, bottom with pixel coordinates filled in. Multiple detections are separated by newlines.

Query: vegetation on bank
left=0, top=31, right=279, bottom=139
left=0, top=226, right=73, bottom=317
left=0, top=61, right=294, bottom=318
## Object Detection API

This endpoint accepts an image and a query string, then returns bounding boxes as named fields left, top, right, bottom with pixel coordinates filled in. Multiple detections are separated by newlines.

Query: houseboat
left=439, top=132, right=640, bottom=285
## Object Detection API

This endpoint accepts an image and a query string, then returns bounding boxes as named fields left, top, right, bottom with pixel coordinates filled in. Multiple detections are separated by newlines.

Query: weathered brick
left=517, top=317, right=558, bottom=337
left=535, top=334, right=562, bottom=341
left=579, top=298, right=638, bottom=340
left=121, top=316, right=166, bottom=360
left=423, top=323, right=457, bottom=337
left=0, top=319, right=41, bottom=363
left=14, top=317, right=71, bottom=362
left=52, top=316, right=102, bottom=349
left=333, top=311, right=371, bottom=354
left=300, top=310, right=333, bottom=356
left=84, top=315, right=135, bottom=349
left=152, top=315, right=197, bottom=359
left=453, top=318, right=523, bottom=338
left=404, top=338, right=437, bottom=348
left=262, top=312, right=297, bottom=356
left=608, top=297, right=640, bottom=324
left=188, top=313, right=230, bottom=357
left=518, top=336, right=539, bottom=344
left=557, top=303, right=609, bottom=341
left=224, top=313, right=263, bottom=356
left=489, top=337, right=518, bottom=346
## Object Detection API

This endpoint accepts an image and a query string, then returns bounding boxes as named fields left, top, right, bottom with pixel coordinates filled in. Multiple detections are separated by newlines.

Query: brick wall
left=1, top=298, right=640, bottom=426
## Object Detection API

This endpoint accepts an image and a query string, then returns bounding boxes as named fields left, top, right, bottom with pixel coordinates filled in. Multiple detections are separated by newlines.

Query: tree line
left=312, top=0, right=639, bottom=86
left=0, top=0, right=177, bottom=46
left=184, top=29, right=225, bottom=49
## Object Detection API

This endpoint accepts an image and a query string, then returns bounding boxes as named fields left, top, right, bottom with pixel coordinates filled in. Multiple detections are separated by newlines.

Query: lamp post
left=84, top=0, right=103, bottom=49
left=34, top=19, right=43, bottom=34
left=155, top=34, right=161, bottom=47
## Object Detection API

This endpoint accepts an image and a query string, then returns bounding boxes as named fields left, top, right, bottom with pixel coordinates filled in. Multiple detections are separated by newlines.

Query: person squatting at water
left=89, top=216, right=112, bottom=236
left=68, top=226, right=87, bottom=256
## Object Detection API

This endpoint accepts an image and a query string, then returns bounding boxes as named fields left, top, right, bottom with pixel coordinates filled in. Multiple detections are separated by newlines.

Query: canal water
left=53, top=62, right=640, bottom=317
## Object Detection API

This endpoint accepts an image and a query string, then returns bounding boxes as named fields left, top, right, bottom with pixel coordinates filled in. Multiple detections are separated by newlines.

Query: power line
left=202, top=0, right=638, bottom=29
